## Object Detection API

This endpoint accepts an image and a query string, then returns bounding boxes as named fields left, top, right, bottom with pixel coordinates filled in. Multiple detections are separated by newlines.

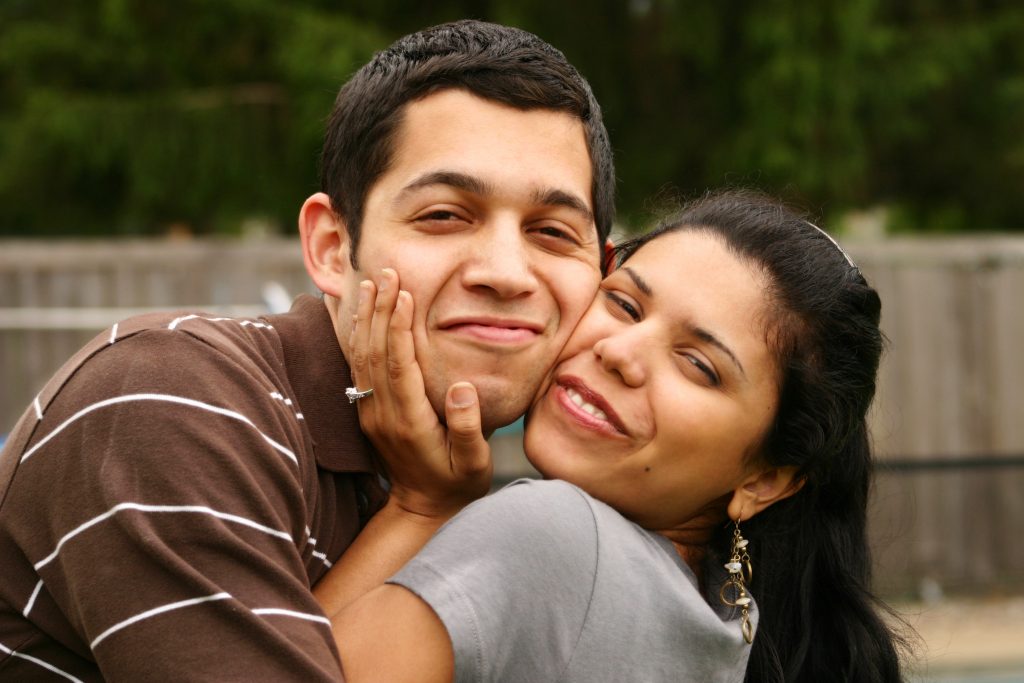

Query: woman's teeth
left=566, top=387, right=608, bottom=421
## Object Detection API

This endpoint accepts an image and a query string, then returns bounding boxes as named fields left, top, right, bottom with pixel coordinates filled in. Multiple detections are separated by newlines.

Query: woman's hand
left=347, top=268, right=493, bottom=520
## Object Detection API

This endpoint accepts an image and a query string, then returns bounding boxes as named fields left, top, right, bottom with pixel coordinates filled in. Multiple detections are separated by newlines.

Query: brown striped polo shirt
left=0, top=294, right=384, bottom=681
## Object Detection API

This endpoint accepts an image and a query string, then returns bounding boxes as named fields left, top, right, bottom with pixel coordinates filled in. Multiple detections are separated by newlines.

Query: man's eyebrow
left=622, top=266, right=746, bottom=377
left=397, top=171, right=593, bottom=223
left=398, top=171, right=493, bottom=199
left=531, top=188, right=594, bottom=223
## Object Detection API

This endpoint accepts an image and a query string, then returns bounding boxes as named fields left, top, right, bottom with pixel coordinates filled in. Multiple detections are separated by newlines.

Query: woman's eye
left=604, top=291, right=640, bottom=321
left=683, top=354, right=720, bottom=386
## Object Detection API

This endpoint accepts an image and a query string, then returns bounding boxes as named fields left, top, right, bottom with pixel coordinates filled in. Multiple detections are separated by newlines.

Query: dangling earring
left=720, top=518, right=754, bottom=644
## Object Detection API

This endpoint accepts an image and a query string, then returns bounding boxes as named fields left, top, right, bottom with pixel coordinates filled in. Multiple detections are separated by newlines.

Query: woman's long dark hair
left=617, top=190, right=907, bottom=682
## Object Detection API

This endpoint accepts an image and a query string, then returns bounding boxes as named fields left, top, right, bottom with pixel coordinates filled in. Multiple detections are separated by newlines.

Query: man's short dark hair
left=320, top=20, right=615, bottom=266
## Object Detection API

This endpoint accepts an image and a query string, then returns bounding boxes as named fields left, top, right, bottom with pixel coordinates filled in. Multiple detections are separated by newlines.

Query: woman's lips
left=553, top=376, right=628, bottom=436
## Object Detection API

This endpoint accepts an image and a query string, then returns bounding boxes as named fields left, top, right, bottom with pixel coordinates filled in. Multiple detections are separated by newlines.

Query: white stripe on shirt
left=22, top=579, right=44, bottom=617
left=19, top=393, right=297, bottom=466
left=0, top=641, right=84, bottom=683
left=34, top=503, right=293, bottom=572
left=269, top=391, right=304, bottom=421
left=304, top=530, right=332, bottom=568
left=252, top=608, right=332, bottom=627
left=167, top=314, right=228, bottom=330
left=168, top=315, right=273, bottom=331
left=90, top=592, right=232, bottom=649
left=311, top=550, right=333, bottom=568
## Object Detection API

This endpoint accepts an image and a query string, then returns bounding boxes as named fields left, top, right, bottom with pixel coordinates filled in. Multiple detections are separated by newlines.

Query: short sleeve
left=4, top=329, right=342, bottom=681
left=389, top=479, right=600, bottom=683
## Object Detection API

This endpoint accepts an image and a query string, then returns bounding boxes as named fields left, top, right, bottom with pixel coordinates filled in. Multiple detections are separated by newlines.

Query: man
left=0, top=20, right=614, bottom=681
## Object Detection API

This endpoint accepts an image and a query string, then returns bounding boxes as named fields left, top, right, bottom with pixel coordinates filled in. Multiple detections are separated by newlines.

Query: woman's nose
left=592, top=330, right=645, bottom=387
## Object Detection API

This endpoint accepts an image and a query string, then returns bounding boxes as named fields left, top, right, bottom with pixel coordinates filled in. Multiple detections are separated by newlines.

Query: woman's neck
left=656, top=509, right=729, bottom=584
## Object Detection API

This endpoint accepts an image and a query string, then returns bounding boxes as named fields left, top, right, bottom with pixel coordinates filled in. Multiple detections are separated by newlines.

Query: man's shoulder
left=55, top=309, right=285, bottom=402
left=0, top=308, right=295, bottom=472
left=111, top=309, right=283, bottom=364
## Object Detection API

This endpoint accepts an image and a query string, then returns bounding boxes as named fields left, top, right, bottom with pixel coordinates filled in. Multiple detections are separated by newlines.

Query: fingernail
left=450, top=384, right=475, bottom=408
left=358, top=283, right=370, bottom=306
left=379, top=269, right=394, bottom=292
left=394, top=290, right=405, bottom=312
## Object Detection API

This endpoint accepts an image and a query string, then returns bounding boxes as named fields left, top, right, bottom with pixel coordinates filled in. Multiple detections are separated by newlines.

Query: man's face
left=338, top=89, right=601, bottom=434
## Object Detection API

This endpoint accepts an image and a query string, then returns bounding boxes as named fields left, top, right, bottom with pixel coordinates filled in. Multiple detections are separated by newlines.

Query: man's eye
left=531, top=225, right=580, bottom=245
left=419, top=210, right=461, bottom=221
left=604, top=291, right=640, bottom=321
left=538, top=226, right=571, bottom=240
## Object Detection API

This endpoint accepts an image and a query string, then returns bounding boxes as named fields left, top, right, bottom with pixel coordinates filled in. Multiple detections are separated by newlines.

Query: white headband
left=805, top=221, right=857, bottom=269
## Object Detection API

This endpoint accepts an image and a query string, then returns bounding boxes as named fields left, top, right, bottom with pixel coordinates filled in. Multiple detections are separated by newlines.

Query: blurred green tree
left=499, top=0, right=1024, bottom=232
left=0, top=0, right=385, bottom=236
left=1, top=0, right=1021, bottom=236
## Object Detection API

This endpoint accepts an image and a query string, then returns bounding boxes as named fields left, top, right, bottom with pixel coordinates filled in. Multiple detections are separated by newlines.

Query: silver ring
left=345, top=386, right=374, bottom=403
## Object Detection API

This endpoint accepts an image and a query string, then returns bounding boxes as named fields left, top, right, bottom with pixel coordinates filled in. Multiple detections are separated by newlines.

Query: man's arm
left=9, top=329, right=343, bottom=680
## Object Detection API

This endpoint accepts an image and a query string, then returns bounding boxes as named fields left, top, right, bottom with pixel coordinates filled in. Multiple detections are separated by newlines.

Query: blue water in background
left=493, top=417, right=524, bottom=437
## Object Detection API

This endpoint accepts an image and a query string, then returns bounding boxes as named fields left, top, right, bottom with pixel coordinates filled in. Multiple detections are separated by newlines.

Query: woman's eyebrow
left=623, top=265, right=746, bottom=377
left=622, top=267, right=652, bottom=296
left=691, top=325, right=746, bottom=378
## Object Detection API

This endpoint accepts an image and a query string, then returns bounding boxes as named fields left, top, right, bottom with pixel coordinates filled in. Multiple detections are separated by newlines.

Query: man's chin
left=471, top=376, right=538, bottom=436
left=423, top=370, right=542, bottom=435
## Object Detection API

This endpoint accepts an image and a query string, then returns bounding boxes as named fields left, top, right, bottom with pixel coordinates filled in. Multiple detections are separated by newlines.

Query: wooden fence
left=855, top=237, right=1024, bottom=596
left=2, top=236, right=1022, bottom=597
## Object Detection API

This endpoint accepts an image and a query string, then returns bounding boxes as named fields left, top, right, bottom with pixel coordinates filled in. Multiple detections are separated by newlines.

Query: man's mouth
left=439, top=317, right=543, bottom=345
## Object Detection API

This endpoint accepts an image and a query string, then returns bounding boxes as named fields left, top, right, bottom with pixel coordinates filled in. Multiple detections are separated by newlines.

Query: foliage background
left=1, top=0, right=1022, bottom=237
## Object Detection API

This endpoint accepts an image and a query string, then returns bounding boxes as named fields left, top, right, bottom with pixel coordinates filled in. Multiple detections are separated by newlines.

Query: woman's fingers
left=387, top=289, right=433, bottom=420
left=348, top=279, right=376, bottom=398
left=444, top=383, right=492, bottom=493
left=366, top=269, right=400, bottom=401
left=347, top=268, right=492, bottom=512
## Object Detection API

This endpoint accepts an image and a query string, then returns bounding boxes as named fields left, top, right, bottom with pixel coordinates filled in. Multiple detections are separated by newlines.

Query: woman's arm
left=330, top=583, right=454, bottom=683
left=334, top=480, right=604, bottom=683
left=313, top=270, right=490, bottom=645
left=316, top=498, right=455, bottom=682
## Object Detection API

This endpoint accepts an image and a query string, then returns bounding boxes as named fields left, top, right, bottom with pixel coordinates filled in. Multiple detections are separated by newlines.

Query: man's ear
left=299, top=192, right=351, bottom=297
left=727, top=466, right=805, bottom=522
left=602, top=238, right=616, bottom=277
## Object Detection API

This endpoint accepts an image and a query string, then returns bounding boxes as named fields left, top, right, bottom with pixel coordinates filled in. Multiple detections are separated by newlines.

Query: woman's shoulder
left=489, top=477, right=588, bottom=507
left=457, top=478, right=670, bottom=562
left=450, top=478, right=599, bottom=545
left=477, top=478, right=632, bottom=530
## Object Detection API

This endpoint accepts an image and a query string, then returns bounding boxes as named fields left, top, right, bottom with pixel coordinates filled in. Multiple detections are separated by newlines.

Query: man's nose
left=461, top=220, right=539, bottom=298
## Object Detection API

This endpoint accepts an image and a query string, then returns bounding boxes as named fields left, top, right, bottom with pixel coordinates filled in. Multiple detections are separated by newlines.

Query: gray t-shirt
left=390, top=479, right=754, bottom=682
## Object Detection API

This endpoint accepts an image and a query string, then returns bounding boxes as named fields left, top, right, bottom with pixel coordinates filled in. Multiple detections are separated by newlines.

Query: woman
left=315, top=190, right=906, bottom=682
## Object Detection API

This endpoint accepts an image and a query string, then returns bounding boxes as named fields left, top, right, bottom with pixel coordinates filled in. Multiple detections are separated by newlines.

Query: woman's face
left=525, top=229, right=782, bottom=530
